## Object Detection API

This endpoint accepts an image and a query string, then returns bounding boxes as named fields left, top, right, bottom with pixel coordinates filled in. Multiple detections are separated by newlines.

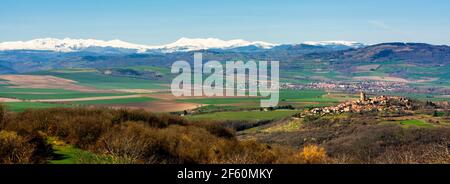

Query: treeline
left=0, top=105, right=326, bottom=164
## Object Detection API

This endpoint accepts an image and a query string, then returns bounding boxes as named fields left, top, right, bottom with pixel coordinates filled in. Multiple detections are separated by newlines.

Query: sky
left=1, top=0, right=450, bottom=45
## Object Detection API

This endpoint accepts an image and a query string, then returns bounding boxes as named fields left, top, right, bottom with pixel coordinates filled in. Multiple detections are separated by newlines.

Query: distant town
left=282, top=81, right=450, bottom=95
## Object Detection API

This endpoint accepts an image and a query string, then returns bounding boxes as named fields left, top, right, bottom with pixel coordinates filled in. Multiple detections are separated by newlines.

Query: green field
left=52, top=68, right=99, bottom=73
left=192, top=105, right=243, bottom=113
left=178, top=97, right=262, bottom=105
left=385, top=92, right=450, bottom=102
left=0, top=87, right=132, bottom=100
left=178, top=90, right=335, bottom=105
left=187, top=110, right=298, bottom=121
left=3, top=97, right=158, bottom=112
left=279, top=90, right=326, bottom=99
left=125, top=66, right=172, bottom=75
left=381, top=119, right=435, bottom=128
left=47, top=137, right=116, bottom=164
left=399, top=120, right=433, bottom=127
left=4, top=102, right=73, bottom=112
left=28, top=70, right=167, bottom=89
left=71, top=97, right=157, bottom=105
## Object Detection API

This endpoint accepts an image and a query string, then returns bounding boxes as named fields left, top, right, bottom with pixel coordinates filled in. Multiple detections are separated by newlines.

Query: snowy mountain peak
left=303, top=41, right=365, bottom=48
left=0, top=38, right=151, bottom=53
left=160, top=37, right=277, bottom=51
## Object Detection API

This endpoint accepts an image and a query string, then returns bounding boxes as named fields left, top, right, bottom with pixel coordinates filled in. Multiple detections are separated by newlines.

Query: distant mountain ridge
left=0, top=37, right=364, bottom=53
left=306, top=42, right=450, bottom=65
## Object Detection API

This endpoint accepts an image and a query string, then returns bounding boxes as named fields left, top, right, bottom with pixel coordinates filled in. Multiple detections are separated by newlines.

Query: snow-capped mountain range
left=160, top=37, right=277, bottom=52
left=0, top=38, right=156, bottom=53
left=0, top=37, right=365, bottom=53
left=303, top=41, right=365, bottom=49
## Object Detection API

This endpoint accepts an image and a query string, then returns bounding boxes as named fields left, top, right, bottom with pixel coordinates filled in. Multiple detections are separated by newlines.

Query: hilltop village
left=306, top=92, right=416, bottom=116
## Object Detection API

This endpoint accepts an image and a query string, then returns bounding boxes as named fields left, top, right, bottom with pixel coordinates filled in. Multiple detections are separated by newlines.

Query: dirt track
left=0, top=97, right=21, bottom=102
left=97, top=101, right=201, bottom=113
left=29, top=94, right=144, bottom=102
left=353, top=76, right=410, bottom=83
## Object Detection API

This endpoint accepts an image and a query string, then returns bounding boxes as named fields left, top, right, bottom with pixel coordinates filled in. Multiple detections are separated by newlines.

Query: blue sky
left=1, top=0, right=450, bottom=45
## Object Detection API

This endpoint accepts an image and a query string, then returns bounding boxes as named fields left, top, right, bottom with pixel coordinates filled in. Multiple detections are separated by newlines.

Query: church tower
left=360, top=91, right=367, bottom=102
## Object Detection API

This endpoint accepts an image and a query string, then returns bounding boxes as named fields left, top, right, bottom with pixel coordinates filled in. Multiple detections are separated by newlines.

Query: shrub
left=153, top=125, right=223, bottom=163
left=65, top=116, right=112, bottom=149
left=295, top=145, right=329, bottom=164
left=97, top=122, right=158, bottom=163
left=373, top=143, right=450, bottom=164
left=0, top=104, right=6, bottom=127
left=325, top=124, right=450, bottom=163
left=111, top=109, right=186, bottom=128
left=215, top=141, right=296, bottom=164
left=194, top=121, right=236, bottom=139
left=97, top=122, right=239, bottom=164
left=0, top=130, right=34, bottom=164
